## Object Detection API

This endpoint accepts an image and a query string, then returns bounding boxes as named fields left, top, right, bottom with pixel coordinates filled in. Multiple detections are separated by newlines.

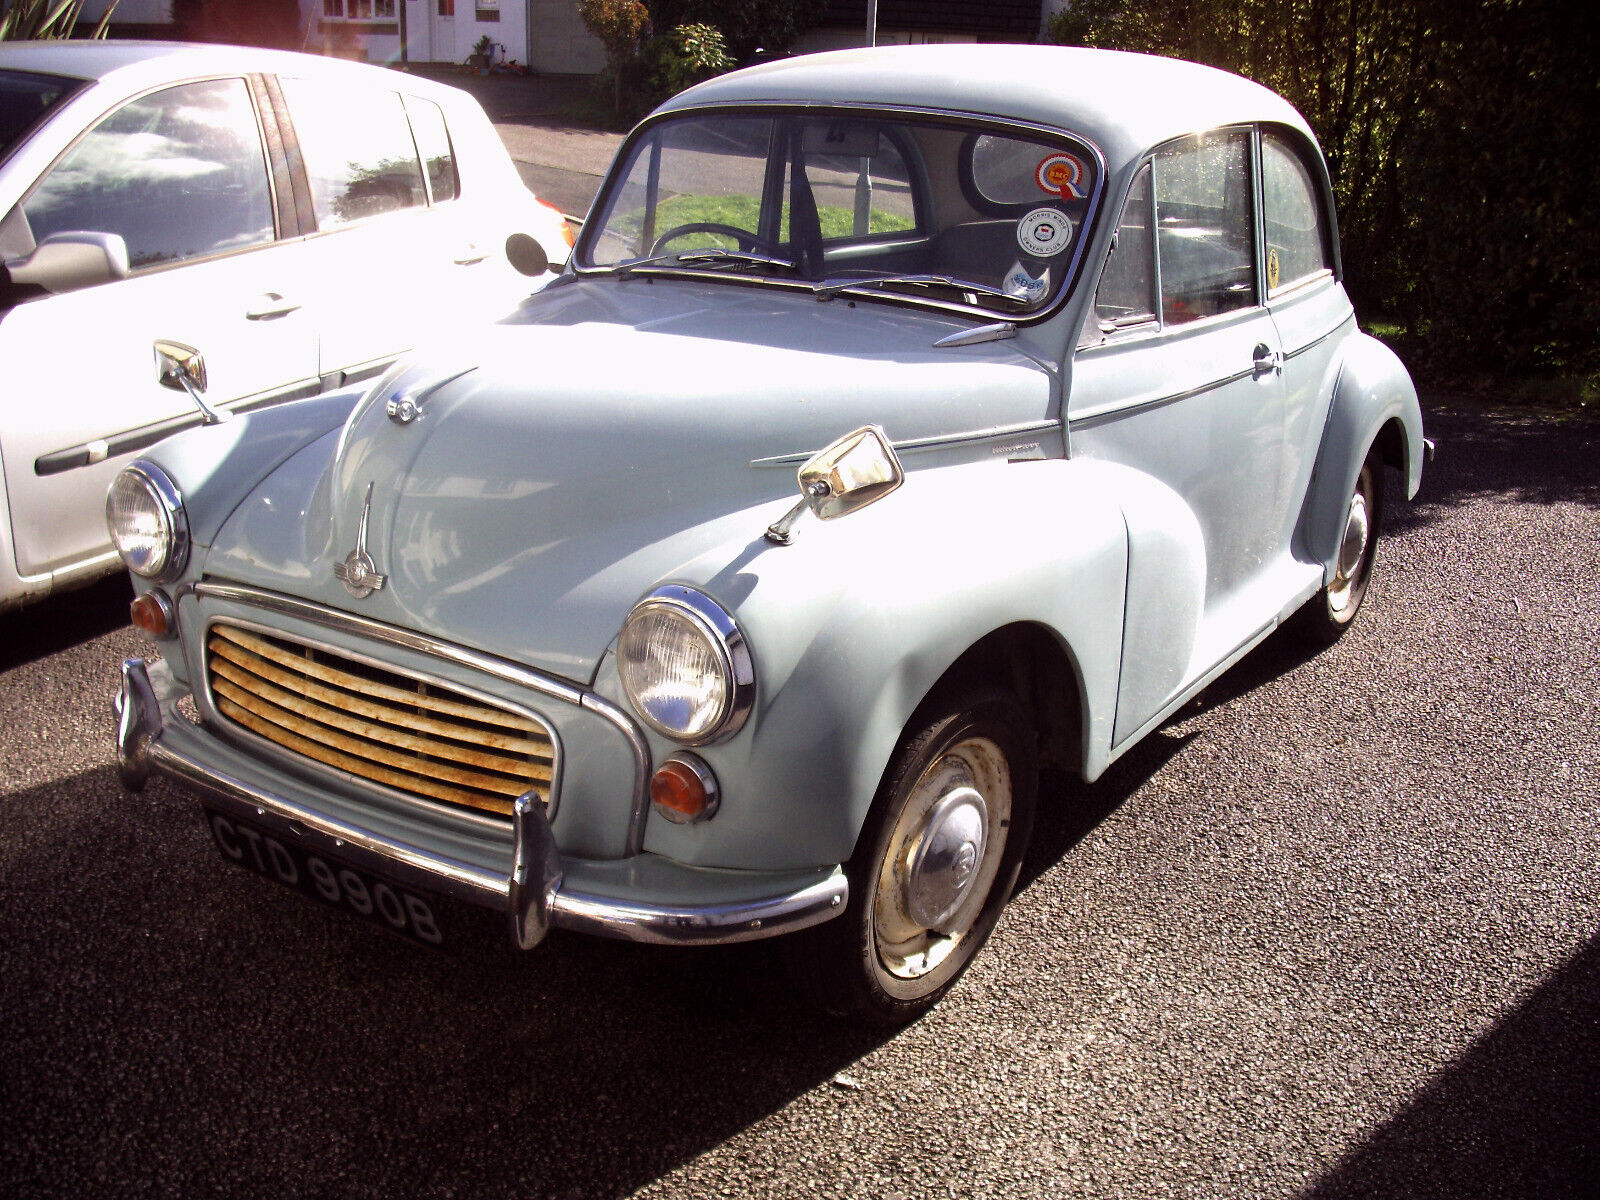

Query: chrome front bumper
left=115, top=657, right=847, bottom=949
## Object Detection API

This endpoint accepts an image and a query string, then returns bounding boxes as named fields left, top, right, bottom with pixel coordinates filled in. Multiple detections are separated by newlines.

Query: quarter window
left=404, top=95, right=458, bottom=203
left=19, top=77, right=273, bottom=271
left=279, top=76, right=426, bottom=228
left=1090, top=163, right=1156, bottom=336
left=1153, top=131, right=1254, bottom=325
left=1261, top=130, right=1332, bottom=294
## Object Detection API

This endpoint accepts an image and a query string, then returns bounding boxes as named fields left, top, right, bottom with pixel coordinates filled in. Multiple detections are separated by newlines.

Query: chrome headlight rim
left=619, top=584, right=754, bottom=745
left=106, top=459, right=189, bottom=582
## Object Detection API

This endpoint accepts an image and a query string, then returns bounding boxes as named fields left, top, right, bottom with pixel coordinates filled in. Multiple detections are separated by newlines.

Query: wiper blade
left=609, top=247, right=795, bottom=277
left=812, top=272, right=1028, bottom=305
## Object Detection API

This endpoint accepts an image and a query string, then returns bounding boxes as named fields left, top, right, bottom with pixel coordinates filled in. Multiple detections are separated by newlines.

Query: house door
left=430, top=0, right=458, bottom=63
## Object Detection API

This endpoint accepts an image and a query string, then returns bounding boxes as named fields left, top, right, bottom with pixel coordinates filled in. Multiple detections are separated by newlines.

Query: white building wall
left=526, top=0, right=605, bottom=75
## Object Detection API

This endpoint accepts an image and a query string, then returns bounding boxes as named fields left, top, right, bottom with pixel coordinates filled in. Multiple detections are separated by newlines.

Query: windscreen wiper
left=608, top=247, right=796, bottom=277
left=812, top=272, right=1029, bottom=305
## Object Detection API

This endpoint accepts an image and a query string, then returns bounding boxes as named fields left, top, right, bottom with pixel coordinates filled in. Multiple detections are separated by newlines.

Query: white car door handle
left=246, top=292, right=302, bottom=320
left=453, top=245, right=489, bottom=266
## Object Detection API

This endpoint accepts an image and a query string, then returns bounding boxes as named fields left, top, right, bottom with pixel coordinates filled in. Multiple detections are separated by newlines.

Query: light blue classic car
left=110, top=45, right=1426, bottom=1024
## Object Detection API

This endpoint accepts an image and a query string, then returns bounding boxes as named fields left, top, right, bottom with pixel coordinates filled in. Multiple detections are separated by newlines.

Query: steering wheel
left=649, top=222, right=778, bottom=257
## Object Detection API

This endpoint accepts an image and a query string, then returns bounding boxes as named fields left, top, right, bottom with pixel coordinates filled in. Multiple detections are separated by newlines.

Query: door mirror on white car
left=506, top=232, right=551, bottom=277
left=3, top=230, right=129, bottom=297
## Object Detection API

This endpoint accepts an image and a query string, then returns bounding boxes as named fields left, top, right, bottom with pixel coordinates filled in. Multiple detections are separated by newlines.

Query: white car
left=0, top=41, right=568, bottom=612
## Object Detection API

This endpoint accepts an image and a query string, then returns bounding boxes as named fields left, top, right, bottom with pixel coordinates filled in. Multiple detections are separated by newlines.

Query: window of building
left=323, top=1, right=397, bottom=19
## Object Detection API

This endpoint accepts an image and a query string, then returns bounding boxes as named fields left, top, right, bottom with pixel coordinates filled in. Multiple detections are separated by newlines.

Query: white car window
left=278, top=75, right=425, bottom=228
left=19, top=77, right=273, bottom=270
left=402, top=94, right=458, bottom=204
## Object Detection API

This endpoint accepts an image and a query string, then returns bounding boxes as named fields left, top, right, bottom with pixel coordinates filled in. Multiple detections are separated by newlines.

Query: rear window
left=0, top=69, right=81, bottom=162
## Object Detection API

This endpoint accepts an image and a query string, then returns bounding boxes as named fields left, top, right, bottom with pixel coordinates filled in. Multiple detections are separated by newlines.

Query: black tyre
left=1298, top=448, right=1384, bottom=646
left=785, top=686, right=1038, bottom=1025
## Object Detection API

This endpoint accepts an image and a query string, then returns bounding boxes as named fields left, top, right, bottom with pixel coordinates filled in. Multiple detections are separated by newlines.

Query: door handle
left=246, top=292, right=301, bottom=320
left=453, top=245, right=489, bottom=266
left=1251, top=343, right=1283, bottom=376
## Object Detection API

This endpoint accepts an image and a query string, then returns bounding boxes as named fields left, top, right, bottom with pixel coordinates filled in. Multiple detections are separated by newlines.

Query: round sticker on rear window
left=1035, top=153, right=1087, bottom=201
left=1017, top=207, right=1072, bottom=258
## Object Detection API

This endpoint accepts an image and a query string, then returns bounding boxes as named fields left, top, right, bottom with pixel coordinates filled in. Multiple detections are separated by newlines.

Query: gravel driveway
left=1, top=401, right=1594, bottom=1199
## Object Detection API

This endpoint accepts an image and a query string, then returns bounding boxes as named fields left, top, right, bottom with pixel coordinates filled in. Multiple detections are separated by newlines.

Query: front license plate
left=204, top=807, right=449, bottom=948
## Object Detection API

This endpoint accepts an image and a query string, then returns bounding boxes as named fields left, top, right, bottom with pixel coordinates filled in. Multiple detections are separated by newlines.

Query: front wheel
left=785, top=687, right=1037, bottom=1025
left=1297, top=449, right=1385, bottom=645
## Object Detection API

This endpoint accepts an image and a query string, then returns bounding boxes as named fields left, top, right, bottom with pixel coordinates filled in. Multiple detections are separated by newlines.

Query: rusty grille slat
left=205, top=623, right=553, bottom=818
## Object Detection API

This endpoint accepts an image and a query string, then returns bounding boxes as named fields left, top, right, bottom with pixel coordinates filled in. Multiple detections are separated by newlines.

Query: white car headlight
left=618, top=585, right=754, bottom=744
left=106, top=461, right=188, bottom=581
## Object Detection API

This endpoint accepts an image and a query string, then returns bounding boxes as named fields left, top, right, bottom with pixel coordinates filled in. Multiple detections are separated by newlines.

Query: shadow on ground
left=0, top=575, right=131, bottom=673
left=1388, top=401, right=1600, bottom=537
left=1301, top=929, right=1600, bottom=1200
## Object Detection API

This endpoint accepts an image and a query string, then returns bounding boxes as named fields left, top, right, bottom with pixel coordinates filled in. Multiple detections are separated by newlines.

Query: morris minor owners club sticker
left=1017, top=208, right=1072, bottom=258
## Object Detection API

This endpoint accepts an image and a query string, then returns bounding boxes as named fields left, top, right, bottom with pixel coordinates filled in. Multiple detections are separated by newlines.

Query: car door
left=1259, top=125, right=1353, bottom=553
left=269, top=73, right=516, bottom=384
left=0, top=74, right=319, bottom=584
left=1070, top=131, right=1291, bottom=744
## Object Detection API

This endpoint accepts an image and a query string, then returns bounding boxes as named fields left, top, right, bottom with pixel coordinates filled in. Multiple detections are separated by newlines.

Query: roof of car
left=660, top=44, right=1315, bottom=166
left=0, top=39, right=458, bottom=101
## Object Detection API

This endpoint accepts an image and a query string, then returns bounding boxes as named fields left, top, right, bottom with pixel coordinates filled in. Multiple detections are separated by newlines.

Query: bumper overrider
left=114, top=657, right=847, bottom=950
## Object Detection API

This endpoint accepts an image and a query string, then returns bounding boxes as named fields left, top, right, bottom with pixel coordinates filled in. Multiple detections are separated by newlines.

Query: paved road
left=1, top=403, right=1596, bottom=1199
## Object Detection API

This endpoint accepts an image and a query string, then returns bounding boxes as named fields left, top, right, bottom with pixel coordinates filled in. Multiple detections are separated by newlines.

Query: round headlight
left=106, top=461, right=188, bottom=581
left=618, top=586, right=753, bottom=744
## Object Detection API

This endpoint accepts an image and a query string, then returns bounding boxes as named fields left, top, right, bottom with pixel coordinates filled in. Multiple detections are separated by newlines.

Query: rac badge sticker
left=333, top=482, right=388, bottom=599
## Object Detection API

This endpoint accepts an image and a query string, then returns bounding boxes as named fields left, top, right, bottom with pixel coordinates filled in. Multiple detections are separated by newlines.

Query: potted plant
left=467, top=34, right=493, bottom=74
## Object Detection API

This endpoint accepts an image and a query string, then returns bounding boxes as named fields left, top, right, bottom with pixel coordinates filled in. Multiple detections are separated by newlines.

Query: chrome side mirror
left=4, top=230, right=129, bottom=295
left=765, top=424, right=904, bottom=545
left=154, top=339, right=229, bottom=425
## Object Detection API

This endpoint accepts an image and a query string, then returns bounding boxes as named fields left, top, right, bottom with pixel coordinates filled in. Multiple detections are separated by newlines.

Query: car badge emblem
left=333, top=482, right=387, bottom=599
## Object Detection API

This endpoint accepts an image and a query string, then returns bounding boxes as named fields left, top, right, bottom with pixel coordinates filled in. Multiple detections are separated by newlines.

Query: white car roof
left=0, top=40, right=463, bottom=105
left=660, top=44, right=1316, bottom=167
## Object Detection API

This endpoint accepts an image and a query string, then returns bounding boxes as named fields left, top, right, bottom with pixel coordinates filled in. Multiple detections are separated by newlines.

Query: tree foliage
left=1049, top=0, right=1600, bottom=386
left=648, top=0, right=814, bottom=63
left=647, top=23, right=734, bottom=98
left=1, top=0, right=116, bottom=40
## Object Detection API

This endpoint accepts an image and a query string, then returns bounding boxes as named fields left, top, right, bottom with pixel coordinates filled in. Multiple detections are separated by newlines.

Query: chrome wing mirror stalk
left=154, top=339, right=229, bottom=425
left=765, top=424, right=904, bottom=545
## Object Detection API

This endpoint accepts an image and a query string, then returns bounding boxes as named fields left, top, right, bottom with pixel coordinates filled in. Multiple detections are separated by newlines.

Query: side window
left=1153, top=131, right=1254, bottom=325
left=20, top=78, right=273, bottom=271
left=278, top=76, right=425, bottom=228
left=1090, top=163, right=1156, bottom=336
left=1261, top=130, right=1333, bottom=294
left=404, top=95, right=458, bottom=204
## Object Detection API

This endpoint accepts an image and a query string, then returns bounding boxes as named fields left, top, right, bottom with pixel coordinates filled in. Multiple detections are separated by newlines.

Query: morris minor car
left=111, top=46, right=1426, bottom=1024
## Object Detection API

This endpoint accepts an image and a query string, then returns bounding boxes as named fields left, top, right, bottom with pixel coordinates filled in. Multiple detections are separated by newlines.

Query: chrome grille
left=205, top=623, right=553, bottom=818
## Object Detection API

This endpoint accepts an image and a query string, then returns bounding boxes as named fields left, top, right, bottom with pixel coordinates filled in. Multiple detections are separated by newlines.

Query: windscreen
left=580, top=110, right=1100, bottom=316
